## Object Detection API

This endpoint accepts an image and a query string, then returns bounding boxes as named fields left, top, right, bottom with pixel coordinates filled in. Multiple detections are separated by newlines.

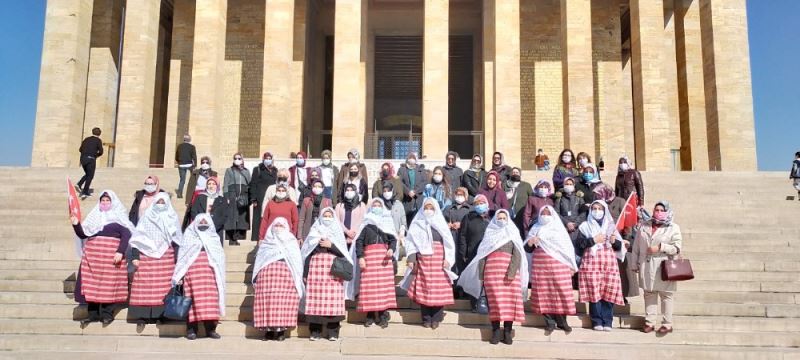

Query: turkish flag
left=616, top=192, right=639, bottom=232
left=67, top=178, right=82, bottom=220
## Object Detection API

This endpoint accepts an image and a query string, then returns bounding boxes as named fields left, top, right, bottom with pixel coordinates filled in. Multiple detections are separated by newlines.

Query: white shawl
left=457, top=210, right=529, bottom=299
left=400, top=198, right=458, bottom=290
left=578, top=200, right=626, bottom=261
left=347, top=198, right=400, bottom=299
left=526, top=205, right=577, bottom=271
left=129, top=192, right=183, bottom=258
left=301, top=207, right=354, bottom=300
left=75, top=190, right=137, bottom=258
left=252, top=217, right=305, bottom=299
left=172, top=213, right=227, bottom=315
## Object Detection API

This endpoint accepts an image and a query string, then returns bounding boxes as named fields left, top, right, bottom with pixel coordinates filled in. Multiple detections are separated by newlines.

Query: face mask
left=296, top=158, right=305, bottom=166
left=321, top=217, right=333, bottom=226
left=619, top=163, right=630, bottom=171
left=200, top=163, right=210, bottom=170
left=510, top=174, right=521, bottom=182
left=144, top=184, right=157, bottom=193
left=349, top=158, right=358, bottom=164
left=539, top=215, right=553, bottom=225
left=537, top=188, right=549, bottom=197
left=563, top=185, right=575, bottom=194
left=383, top=191, right=393, bottom=200
left=322, top=158, right=331, bottom=166
left=234, top=159, right=243, bottom=166
left=263, top=159, right=272, bottom=167
left=497, top=219, right=508, bottom=226
left=592, top=209, right=605, bottom=221
left=381, top=169, right=390, bottom=178
left=154, top=203, right=168, bottom=212
left=99, top=202, right=112, bottom=212
left=278, top=176, right=288, bottom=182
left=562, top=155, right=573, bottom=163
left=344, top=191, right=356, bottom=200
left=407, top=159, right=417, bottom=167
left=370, top=207, right=383, bottom=216
left=579, top=158, right=588, bottom=167
left=349, top=171, right=359, bottom=177
left=583, top=173, right=594, bottom=182
left=197, top=224, right=210, bottom=232
left=654, top=212, right=668, bottom=221
left=474, top=203, right=489, bottom=215
left=433, top=174, right=443, bottom=183
left=312, top=187, right=323, bottom=195
left=423, top=209, right=435, bottom=218
left=276, top=192, right=287, bottom=200
left=272, top=226, right=286, bottom=236
left=455, top=196, right=466, bottom=204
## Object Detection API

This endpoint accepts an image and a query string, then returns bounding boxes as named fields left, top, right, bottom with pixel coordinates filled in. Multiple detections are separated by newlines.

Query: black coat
left=456, top=211, right=490, bottom=273
left=461, top=168, right=486, bottom=199
left=128, top=189, right=166, bottom=225
left=189, top=194, right=229, bottom=234
left=397, top=164, right=429, bottom=214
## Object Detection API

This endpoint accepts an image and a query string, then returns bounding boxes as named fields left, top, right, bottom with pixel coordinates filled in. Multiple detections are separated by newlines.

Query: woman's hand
left=443, top=260, right=450, bottom=270
left=70, top=215, right=79, bottom=226
left=113, top=252, right=123, bottom=265
left=359, top=258, right=367, bottom=270
left=527, top=236, right=540, bottom=247
left=386, top=249, right=394, bottom=258
left=623, top=240, right=631, bottom=249
left=131, top=260, right=140, bottom=268
left=347, top=230, right=357, bottom=238
left=407, top=261, right=416, bottom=274
left=647, top=244, right=661, bottom=255
left=566, top=222, right=576, bottom=232
left=319, top=238, right=332, bottom=249
left=593, top=234, right=606, bottom=244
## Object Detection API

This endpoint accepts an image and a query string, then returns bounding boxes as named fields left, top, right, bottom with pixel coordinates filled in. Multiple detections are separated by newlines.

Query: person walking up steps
left=791, top=152, right=800, bottom=200
left=76, top=127, right=104, bottom=199
left=175, top=134, right=197, bottom=199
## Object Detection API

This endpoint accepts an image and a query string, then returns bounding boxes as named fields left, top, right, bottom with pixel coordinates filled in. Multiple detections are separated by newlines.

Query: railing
left=365, top=131, right=423, bottom=159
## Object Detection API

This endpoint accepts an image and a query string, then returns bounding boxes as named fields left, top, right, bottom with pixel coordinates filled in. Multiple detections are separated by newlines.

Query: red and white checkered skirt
left=578, top=246, right=624, bottom=305
left=79, top=236, right=128, bottom=304
left=253, top=260, right=300, bottom=328
left=357, top=244, right=397, bottom=312
left=183, top=252, right=221, bottom=322
left=304, top=252, right=346, bottom=317
left=129, top=247, right=175, bottom=306
left=406, top=242, right=454, bottom=307
left=529, top=248, right=576, bottom=315
left=483, top=251, right=526, bottom=323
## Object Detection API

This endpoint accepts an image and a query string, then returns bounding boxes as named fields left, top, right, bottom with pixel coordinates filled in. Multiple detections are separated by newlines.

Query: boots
left=555, top=315, right=572, bottom=333
left=205, top=321, right=221, bottom=339
left=502, top=322, right=514, bottom=345
left=489, top=322, right=501, bottom=345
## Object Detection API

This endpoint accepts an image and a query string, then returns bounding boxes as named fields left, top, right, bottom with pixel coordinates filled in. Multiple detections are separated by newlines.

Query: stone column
left=31, top=0, right=94, bottom=167
left=481, top=0, right=495, bottom=158
left=561, top=0, right=595, bottom=156
left=592, top=0, right=625, bottom=164
left=114, top=0, right=162, bottom=167
left=331, top=0, right=368, bottom=157
left=621, top=52, right=637, bottom=165
left=663, top=0, right=682, bottom=161
left=675, top=0, right=709, bottom=170
left=163, top=0, right=196, bottom=166
left=187, top=0, right=228, bottom=163
left=630, top=0, right=672, bottom=171
left=493, top=0, right=522, bottom=166
left=700, top=0, right=756, bottom=171
left=262, top=0, right=300, bottom=154
left=422, top=0, right=449, bottom=158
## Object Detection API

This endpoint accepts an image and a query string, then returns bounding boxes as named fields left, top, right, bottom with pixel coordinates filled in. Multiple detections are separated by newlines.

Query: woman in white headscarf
left=458, top=209, right=528, bottom=345
left=525, top=205, right=577, bottom=334
left=128, top=192, right=183, bottom=327
left=400, top=198, right=457, bottom=329
left=70, top=190, right=135, bottom=326
left=301, top=207, right=353, bottom=341
left=348, top=198, right=398, bottom=328
left=576, top=200, right=625, bottom=332
left=172, top=213, right=226, bottom=340
left=252, top=217, right=304, bottom=341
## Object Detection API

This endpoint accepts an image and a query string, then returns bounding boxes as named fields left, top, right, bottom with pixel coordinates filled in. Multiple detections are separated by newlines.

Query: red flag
left=67, top=178, right=82, bottom=220
left=616, top=192, right=639, bottom=232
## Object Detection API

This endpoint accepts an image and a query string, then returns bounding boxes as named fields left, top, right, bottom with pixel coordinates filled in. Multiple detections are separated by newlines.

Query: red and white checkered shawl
left=130, top=192, right=183, bottom=258
left=173, top=213, right=227, bottom=316
left=301, top=207, right=354, bottom=298
left=253, top=217, right=304, bottom=299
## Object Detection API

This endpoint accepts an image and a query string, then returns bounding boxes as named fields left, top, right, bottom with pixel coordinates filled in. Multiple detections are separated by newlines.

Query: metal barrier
left=365, top=131, right=423, bottom=159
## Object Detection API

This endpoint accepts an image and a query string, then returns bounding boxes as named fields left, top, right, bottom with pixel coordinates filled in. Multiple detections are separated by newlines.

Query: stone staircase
left=0, top=167, right=798, bottom=359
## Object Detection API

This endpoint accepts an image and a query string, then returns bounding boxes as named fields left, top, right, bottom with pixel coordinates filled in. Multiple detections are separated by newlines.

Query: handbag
left=476, top=287, right=490, bottom=315
left=163, top=285, right=193, bottom=320
left=330, top=256, right=354, bottom=281
left=660, top=250, right=694, bottom=282
left=234, top=169, right=250, bottom=208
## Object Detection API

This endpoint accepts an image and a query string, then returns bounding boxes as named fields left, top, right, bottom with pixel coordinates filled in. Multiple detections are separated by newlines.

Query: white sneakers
left=593, top=326, right=613, bottom=332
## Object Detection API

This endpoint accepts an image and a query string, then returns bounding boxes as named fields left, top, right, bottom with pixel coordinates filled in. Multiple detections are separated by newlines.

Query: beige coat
left=631, top=223, right=683, bottom=292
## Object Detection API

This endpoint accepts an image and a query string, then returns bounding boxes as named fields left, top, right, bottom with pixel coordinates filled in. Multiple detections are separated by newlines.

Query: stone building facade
left=31, top=0, right=756, bottom=171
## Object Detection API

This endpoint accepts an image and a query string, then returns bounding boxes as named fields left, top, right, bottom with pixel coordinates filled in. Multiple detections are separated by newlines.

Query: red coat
left=259, top=199, right=299, bottom=239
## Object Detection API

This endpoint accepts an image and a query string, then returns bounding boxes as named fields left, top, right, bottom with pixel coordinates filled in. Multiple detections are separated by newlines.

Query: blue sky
left=0, top=1, right=796, bottom=170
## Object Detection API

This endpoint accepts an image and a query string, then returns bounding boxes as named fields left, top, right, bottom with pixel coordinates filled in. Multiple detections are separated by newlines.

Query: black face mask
left=350, top=171, right=359, bottom=177
left=278, top=177, right=288, bottom=182
left=381, top=169, right=390, bottom=178
left=197, top=225, right=210, bottom=232
left=510, top=174, right=521, bottom=182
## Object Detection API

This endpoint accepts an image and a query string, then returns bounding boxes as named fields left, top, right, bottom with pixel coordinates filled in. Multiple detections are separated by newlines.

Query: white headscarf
left=400, top=198, right=458, bottom=290
left=347, top=198, right=400, bottom=299
left=457, top=210, right=529, bottom=299
left=75, top=190, right=137, bottom=258
left=578, top=200, right=626, bottom=261
left=172, top=213, right=227, bottom=316
left=301, top=207, right=354, bottom=299
left=252, top=217, right=304, bottom=299
left=527, top=205, right=577, bottom=271
left=129, top=192, right=182, bottom=258
left=584, top=164, right=602, bottom=184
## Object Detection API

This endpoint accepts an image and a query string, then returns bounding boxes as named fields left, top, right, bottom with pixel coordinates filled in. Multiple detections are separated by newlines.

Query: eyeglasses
left=144, top=182, right=155, bottom=186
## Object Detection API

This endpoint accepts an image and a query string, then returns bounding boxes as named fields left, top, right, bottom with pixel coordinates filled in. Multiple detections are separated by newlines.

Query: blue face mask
left=370, top=207, right=383, bottom=216
left=582, top=173, right=594, bottom=182
left=475, top=203, right=489, bottom=215
left=296, top=158, right=305, bottom=166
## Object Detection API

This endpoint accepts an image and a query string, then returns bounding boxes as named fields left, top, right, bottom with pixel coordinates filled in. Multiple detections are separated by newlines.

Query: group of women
left=69, top=148, right=683, bottom=344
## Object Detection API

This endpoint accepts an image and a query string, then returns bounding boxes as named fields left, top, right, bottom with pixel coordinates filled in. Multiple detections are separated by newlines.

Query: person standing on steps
left=462, top=154, right=487, bottom=202
left=615, top=156, right=645, bottom=207
left=251, top=152, right=278, bottom=241
left=189, top=177, right=229, bottom=243
left=456, top=194, right=490, bottom=306
left=128, top=175, right=165, bottom=225
left=174, top=134, right=197, bottom=199
left=223, top=153, right=251, bottom=246
left=534, top=149, right=550, bottom=171
left=76, top=127, right=104, bottom=199
left=442, top=151, right=464, bottom=191
left=791, top=152, right=800, bottom=200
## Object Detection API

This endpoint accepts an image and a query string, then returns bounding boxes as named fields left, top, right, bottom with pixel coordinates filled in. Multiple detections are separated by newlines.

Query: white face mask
left=154, top=203, right=168, bottom=212
left=383, top=191, right=393, bottom=200
left=407, top=159, right=417, bottom=167
left=322, top=158, right=331, bottom=166
left=537, top=187, right=549, bottom=197
left=321, top=217, right=333, bottom=226
left=276, top=191, right=287, bottom=200
left=619, top=163, right=630, bottom=171
left=234, top=159, right=243, bottom=166
left=144, top=184, right=157, bottom=193
left=423, top=209, right=435, bottom=218
left=312, top=187, right=324, bottom=195
left=562, top=155, right=573, bottom=163
left=349, top=158, right=358, bottom=164
left=263, top=159, right=272, bottom=167
left=455, top=196, right=466, bottom=204
left=200, top=163, right=210, bottom=170
left=432, top=174, right=443, bottom=183
left=539, top=215, right=553, bottom=225
left=272, top=226, right=286, bottom=236
left=579, top=158, right=588, bottom=167
left=592, top=209, right=605, bottom=221
left=563, top=185, right=575, bottom=194
left=497, top=219, right=508, bottom=226
left=344, top=191, right=356, bottom=200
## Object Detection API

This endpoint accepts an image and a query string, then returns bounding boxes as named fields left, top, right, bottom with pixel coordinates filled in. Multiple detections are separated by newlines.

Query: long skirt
left=407, top=242, right=454, bottom=307
left=579, top=247, right=624, bottom=305
left=79, top=236, right=128, bottom=304
left=253, top=261, right=300, bottom=329
left=484, top=251, right=526, bottom=323
left=357, top=244, right=397, bottom=312
left=529, top=248, right=576, bottom=315
left=304, top=253, right=346, bottom=317
left=129, top=247, right=176, bottom=319
left=183, top=252, right=221, bottom=323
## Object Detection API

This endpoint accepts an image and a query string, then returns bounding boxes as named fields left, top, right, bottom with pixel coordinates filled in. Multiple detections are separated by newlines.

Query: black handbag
left=476, top=287, right=490, bottom=315
left=330, top=256, right=354, bottom=281
left=163, top=285, right=193, bottom=320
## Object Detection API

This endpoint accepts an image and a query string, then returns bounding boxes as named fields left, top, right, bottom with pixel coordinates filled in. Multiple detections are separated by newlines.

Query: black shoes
left=275, top=330, right=286, bottom=341
left=186, top=328, right=197, bottom=340
left=207, top=330, right=221, bottom=339
left=502, top=329, right=513, bottom=345
left=489, top=328, right=501, bottom=345
left=364, top=316, right=375, bottom=327
left=264, top=331, right=275, bottom=341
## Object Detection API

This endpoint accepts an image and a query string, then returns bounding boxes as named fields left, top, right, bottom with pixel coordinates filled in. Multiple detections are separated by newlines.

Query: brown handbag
left=660, top=250, right=694, bottom=281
